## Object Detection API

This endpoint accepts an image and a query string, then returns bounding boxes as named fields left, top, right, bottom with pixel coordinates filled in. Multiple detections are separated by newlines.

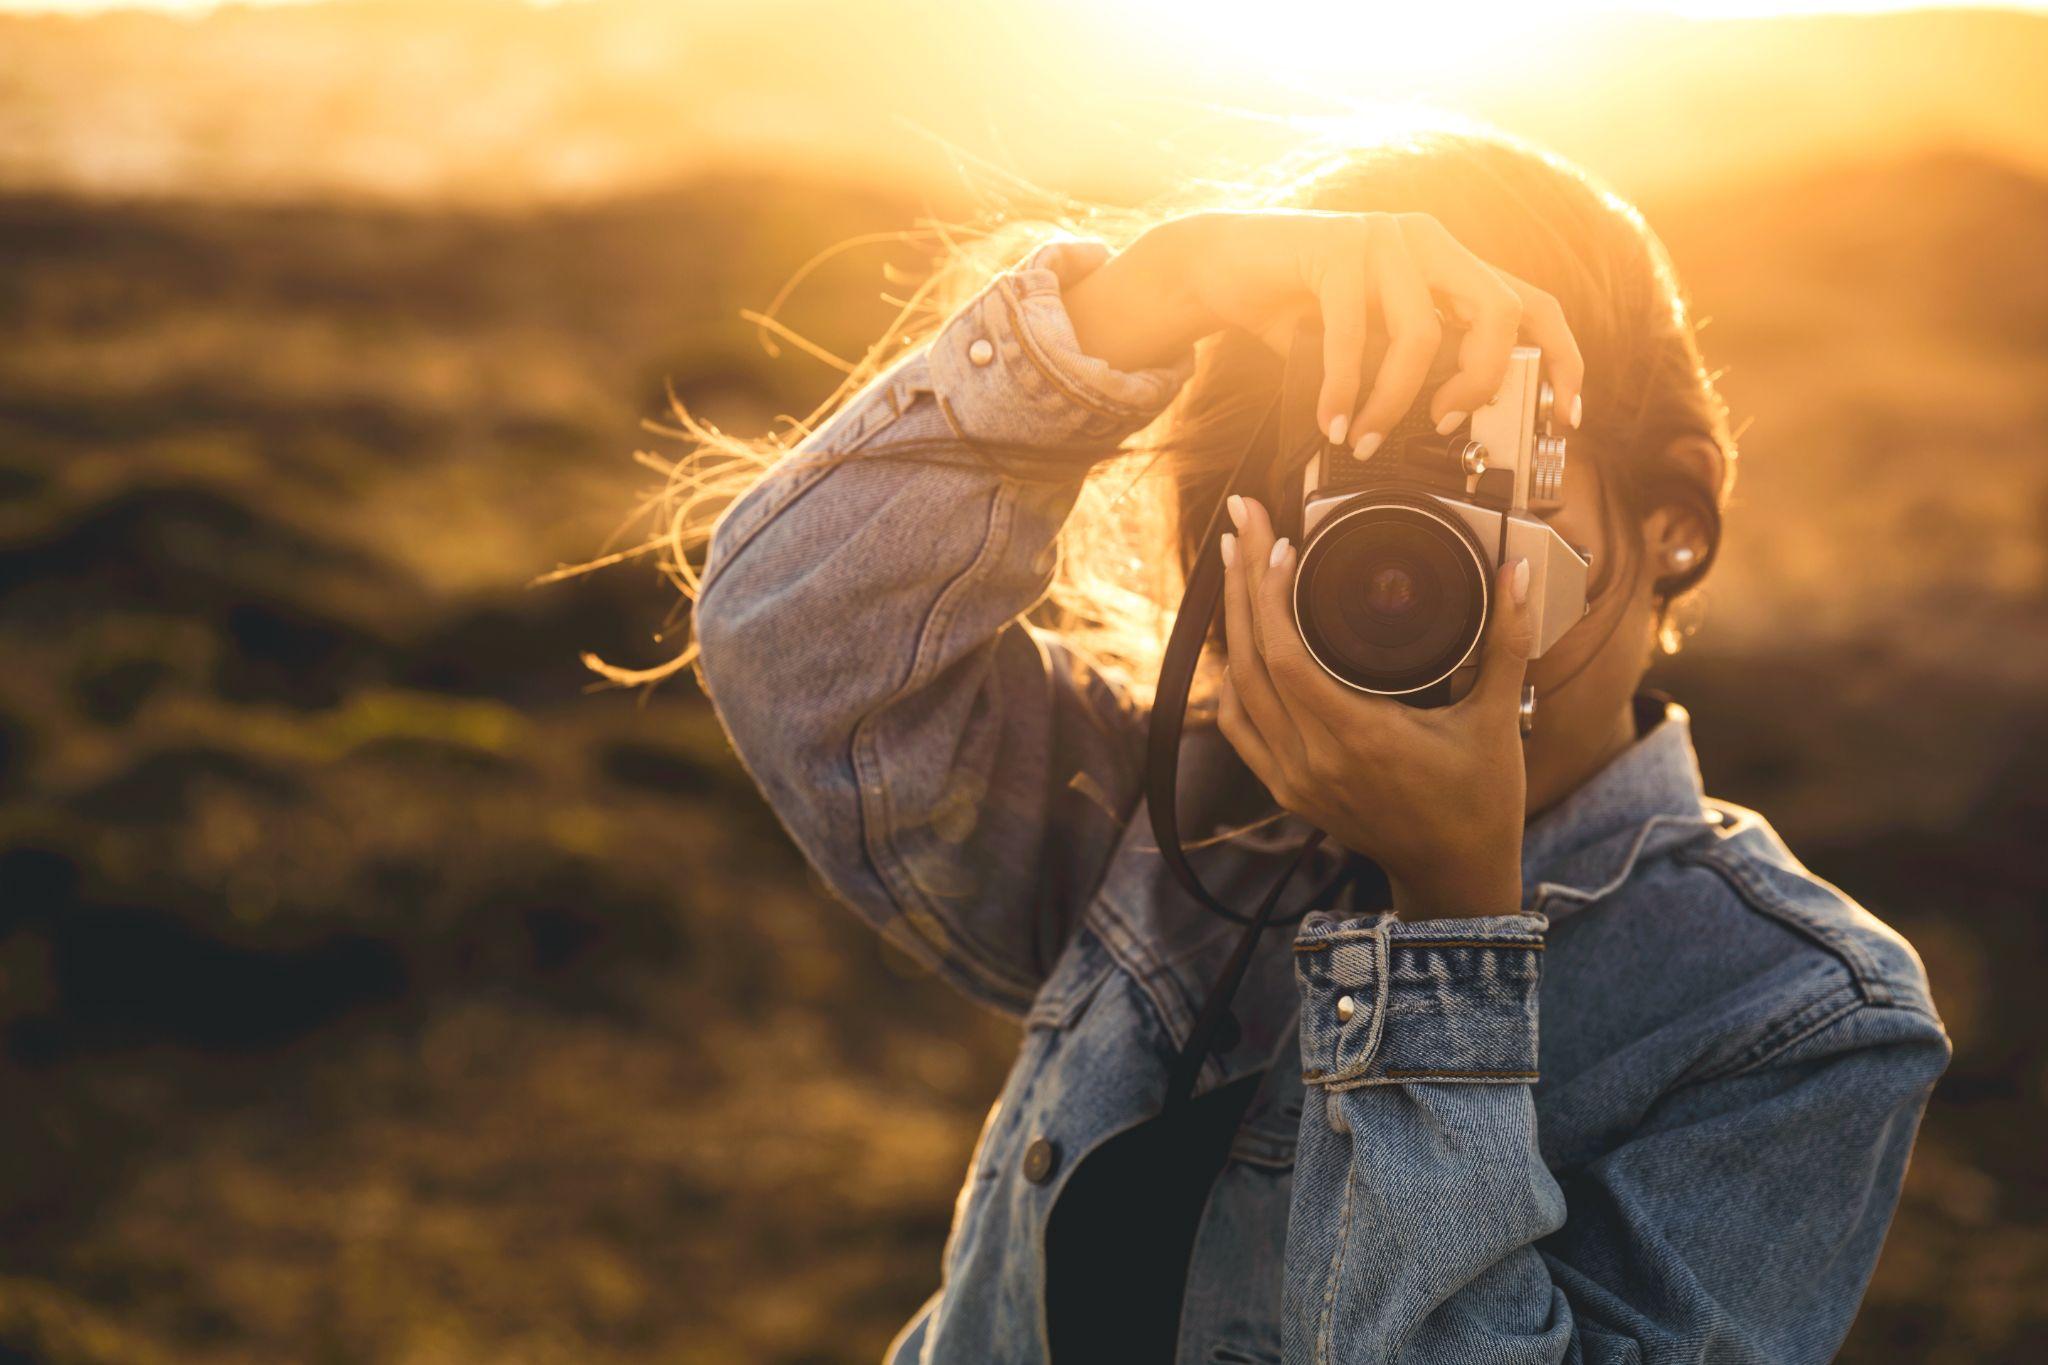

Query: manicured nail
left=1352, top=431, right=1383, bottom=461
left=1435, top=410, right=1467, bottom=436
left=1220, top=532, right=1237, bottom=568
left=1570, top=394, right=1583, bottom=429
left=1226, top=494, right=1246, bottom=531
left=1327, top=413, right=1348, bottom=447
left=1510, top=557, right=1530, bottom=606
left=1270, top=537, right=1291, bottom=569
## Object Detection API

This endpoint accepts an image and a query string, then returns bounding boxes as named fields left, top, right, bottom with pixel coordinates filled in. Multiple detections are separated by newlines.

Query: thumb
left=1467, top=557, right=1536, bottom=715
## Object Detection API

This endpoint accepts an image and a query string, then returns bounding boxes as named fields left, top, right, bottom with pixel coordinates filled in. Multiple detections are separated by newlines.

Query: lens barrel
left=1293, top=492, right=1491, bottom=697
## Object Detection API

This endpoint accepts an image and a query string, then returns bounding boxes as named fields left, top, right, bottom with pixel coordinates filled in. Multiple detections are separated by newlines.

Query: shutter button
left=1021, top=1137, right=1059, bottom=1184
left=968, top=338, right=995, bottom=366
left=1335, top=995, right=1357, bottom=1023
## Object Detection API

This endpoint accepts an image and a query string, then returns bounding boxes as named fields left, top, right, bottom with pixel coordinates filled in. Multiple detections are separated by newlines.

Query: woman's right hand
left=1063, top=210, right=1583, bottom=455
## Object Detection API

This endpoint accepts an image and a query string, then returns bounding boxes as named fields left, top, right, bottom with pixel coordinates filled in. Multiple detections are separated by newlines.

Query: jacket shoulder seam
left=1709, top=988, right=1948, bottom=1087
left=1674, top=842, right=1894, bottom=1006
left=1692, top=981, right=1865, bottom=1085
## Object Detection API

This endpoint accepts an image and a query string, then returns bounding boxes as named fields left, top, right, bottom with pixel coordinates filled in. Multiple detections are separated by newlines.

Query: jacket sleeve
left=1284, top=911, right=1950, bottom=1364
left=691, top=239, right=1195, bottom=1015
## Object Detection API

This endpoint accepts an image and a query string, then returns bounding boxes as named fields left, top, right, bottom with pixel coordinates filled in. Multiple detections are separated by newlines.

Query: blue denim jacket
left=693, top=241, right=1949, bottom=1364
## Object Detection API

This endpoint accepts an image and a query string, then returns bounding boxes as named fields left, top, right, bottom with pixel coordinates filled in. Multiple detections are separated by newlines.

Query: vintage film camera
left=1289, top=340, right=1589, bottom=718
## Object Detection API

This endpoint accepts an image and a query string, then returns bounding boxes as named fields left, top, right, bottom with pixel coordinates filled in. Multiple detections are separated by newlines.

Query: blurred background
left=0, top=1, right=2043, bottom=1361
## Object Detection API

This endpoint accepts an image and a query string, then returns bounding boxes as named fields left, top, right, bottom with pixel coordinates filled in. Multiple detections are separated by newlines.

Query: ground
left=0, top=160, right=2042, bottom=1362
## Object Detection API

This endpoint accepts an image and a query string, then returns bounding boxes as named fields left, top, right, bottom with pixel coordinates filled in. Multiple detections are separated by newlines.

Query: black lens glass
left=1296, top=501, right=1487, bottom=694
left=1366, top=564, right=1419, bottom=620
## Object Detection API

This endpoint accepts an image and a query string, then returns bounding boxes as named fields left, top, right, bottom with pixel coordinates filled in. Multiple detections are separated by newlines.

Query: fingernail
left=1327, top=413, right=1348, bottom=447
left=1352, top=431, right=1383, bottom=462
left=1510, top=557, right=1530, bottom=606
left=1570, top=394, right=1583, bottom=429
left=1435, top=410, right=1467, bottom=436
left=1220, top=532, right=1237, bottom=568
left=1226, top=494, right=1246, bottom=531
left=1270, top=537, right=1291, bottom=569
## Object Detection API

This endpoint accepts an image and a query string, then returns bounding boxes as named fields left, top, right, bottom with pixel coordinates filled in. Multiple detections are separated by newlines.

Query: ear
left=1640, top=506, right=1707, bottom=562
left=1639, top=437, right=1724, bottom=571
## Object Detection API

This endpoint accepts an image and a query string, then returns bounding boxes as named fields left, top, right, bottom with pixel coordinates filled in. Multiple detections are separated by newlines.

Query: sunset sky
left=5, top=0, right=2046, bottom=14
left=3, top=0, right=2045, bottom=207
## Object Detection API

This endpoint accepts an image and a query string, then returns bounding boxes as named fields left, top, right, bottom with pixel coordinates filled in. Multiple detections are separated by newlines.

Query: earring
left=1666, top=544, right=1698, bottom=571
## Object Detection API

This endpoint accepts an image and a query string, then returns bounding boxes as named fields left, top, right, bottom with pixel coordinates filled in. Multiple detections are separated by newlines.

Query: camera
left=1291, top=345, right=1589, bottom=705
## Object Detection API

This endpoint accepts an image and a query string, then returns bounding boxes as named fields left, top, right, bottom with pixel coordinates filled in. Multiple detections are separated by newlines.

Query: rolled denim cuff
left=1294, top=910, right=1546, bottom=1090
left=928, top=238, right=1197, bottom=452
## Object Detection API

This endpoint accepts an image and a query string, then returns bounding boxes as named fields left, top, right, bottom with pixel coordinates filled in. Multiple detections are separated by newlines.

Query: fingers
left=1431, top=272, right=1521, bottom=427
left=1462, top=556, right=1538, bottom=718
left=1399, top=215, right=1520, bottom=429
left=1349, top=223, right=1438, bottom=454
left=1493, top=268, right=1585, bottom=430
left=1220, top=514, right=1307, bottom=774
left=1226, top=493, right=1271, bottom=655
left=1248, top=532, right=1352, bottom=740
left=1226, top=496, right=1335, bottom=745
left=1216, top=671, right=1286, bottom=795
left=1314, top=227, right=1368, bottom=446
left=1317, top=215, right=1587, bottom=453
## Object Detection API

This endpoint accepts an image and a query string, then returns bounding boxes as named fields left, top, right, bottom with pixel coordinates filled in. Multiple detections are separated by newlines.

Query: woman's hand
left=1215, top=494, right=1536, bottom=922
left=1064, top=210, right=1584, bottom=453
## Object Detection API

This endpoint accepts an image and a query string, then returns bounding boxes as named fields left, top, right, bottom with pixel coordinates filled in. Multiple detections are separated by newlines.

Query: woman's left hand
left=1216, top=495, right=1536, bottom=921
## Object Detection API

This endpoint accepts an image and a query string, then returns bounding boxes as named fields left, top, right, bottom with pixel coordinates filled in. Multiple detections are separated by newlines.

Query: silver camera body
left=1293, top=346, right=1589, bottom=703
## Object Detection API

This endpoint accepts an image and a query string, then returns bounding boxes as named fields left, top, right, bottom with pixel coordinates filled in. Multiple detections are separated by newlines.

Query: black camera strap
left=1145, top=340, right=1384, bottom=1112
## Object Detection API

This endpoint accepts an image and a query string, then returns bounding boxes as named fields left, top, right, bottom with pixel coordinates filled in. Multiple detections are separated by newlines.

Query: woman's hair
left=580, top=123, right=1735, bottom=700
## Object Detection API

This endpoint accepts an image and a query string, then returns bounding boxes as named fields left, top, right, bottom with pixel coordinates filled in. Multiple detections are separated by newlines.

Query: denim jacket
left=692, top=240, right=1950, bottom=1364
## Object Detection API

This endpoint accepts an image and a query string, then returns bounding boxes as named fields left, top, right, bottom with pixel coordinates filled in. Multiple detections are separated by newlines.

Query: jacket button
left=968, top=337, right=996, bottom=366
left=1335, top=994, right=1357, bottom=1022
left=1021, top=1137, right=1059, bottom=1184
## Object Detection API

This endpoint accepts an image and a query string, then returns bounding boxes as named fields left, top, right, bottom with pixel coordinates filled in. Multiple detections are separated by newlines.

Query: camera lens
left=1293, top=496, right=1489, bottom=696
left=1365, top=564, right=1419, bottom=620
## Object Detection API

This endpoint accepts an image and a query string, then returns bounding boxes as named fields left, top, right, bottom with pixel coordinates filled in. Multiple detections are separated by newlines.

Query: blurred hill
left=1650, top=150, right=2048, bottom=840
left=1, top=3, right=2045, bottom=1359
left=0, top=1, right=2045, bottom=208
left=0, top=144, right=2042, bottom=1362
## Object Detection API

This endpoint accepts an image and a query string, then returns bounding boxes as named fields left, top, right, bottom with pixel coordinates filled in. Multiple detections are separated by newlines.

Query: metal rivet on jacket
left=1021, top=1137, right=1059, bottom=1184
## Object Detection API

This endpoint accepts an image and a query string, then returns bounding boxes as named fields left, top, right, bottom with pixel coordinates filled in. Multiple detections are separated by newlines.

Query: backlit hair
left=576, top=125, right=1735, bottom=702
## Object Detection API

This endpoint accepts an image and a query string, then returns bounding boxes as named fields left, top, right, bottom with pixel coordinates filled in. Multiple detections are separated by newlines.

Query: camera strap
left=1145, top=337, right=1384, bottom=1111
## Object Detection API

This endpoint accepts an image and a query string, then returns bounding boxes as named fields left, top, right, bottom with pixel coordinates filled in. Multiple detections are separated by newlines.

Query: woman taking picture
left=673, top=130, right=1948, bottom=1362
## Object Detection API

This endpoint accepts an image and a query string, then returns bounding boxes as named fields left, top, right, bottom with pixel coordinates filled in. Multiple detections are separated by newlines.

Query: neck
left=1526, top=697, right=1641, bottom=822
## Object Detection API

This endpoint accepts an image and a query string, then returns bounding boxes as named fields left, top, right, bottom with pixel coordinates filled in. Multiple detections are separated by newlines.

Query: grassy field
left=0, top=154, right=2043, bottom=1362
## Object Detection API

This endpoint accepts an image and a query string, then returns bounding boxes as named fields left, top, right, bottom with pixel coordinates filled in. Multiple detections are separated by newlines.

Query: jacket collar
left=1520, top=694, right=1719, bottom=918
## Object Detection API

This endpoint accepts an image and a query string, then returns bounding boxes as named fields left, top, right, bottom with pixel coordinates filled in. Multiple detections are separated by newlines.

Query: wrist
left=1064, top=218, right=1216, bottom=372
left=1390, top=867, right=1523, bottom=922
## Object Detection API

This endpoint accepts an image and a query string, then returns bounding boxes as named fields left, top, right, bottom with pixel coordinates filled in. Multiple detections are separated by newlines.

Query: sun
left=1090, top=0, right=2040, bottom=100
left=1099, top=0, right=1571, bottom=94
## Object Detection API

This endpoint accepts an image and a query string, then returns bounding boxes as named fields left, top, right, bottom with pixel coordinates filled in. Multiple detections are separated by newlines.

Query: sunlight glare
left=1107, top=0, right=1589, bottom=92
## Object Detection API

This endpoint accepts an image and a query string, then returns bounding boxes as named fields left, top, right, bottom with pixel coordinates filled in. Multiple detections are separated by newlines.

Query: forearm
left=693, top=239, right=1194, bottom=1010
left=696, top=418, right=1100, bottom=1008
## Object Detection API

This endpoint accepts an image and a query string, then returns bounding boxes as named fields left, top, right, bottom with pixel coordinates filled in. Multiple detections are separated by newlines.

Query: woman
left=675, top=131, right=1948, bottom=1362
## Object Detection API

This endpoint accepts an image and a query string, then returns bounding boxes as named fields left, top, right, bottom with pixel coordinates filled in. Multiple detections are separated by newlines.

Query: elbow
left=691, top=507, right=767, bottom=699
left=691, top=571, right=765, bottom=731
left=691, top=563, right=853, bottom=787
